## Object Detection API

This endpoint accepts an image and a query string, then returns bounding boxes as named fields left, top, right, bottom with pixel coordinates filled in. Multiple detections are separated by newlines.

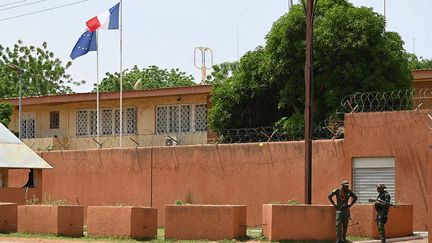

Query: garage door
left=353, top=157, right=395, bottom=203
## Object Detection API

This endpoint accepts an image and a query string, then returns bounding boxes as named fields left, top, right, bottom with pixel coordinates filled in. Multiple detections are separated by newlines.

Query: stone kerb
left=165, top=205, right=246, bottom=240
left=0, top=203, right=17, bottom=233
left=262, top=204, right=336, bottom=241
left=348, top=204, right=413, bottom=239
left=17, top=205, right=84, bottom=237
left=87, top=206, right=157, bottom=240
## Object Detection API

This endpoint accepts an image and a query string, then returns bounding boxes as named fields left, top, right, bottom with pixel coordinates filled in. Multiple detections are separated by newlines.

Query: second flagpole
left=119, top=0, right=123, bottom=147
left=96, top=30, right=100, bottom=148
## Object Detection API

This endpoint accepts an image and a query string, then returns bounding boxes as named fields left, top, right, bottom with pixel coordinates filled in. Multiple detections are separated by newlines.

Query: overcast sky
left=0, top=0, right=430, bottom=93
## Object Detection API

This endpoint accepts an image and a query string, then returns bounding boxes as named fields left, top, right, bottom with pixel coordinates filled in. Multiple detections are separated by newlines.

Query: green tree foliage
left=408, top=54, right=432, bottom=70
left=209, top=0, right=412, bottom=131
left=206, top=61, right=239, bottom=84
left=96, top=65, right=196, bottom=92
left=0, top=102, right=13, bottom=127
left=0, top=40, right=80, bottom=98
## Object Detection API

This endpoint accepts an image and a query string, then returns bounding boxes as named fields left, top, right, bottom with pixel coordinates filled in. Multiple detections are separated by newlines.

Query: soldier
left=328, top=181, right=358, bottom=243
left=374, top=183, right=391, bottom=243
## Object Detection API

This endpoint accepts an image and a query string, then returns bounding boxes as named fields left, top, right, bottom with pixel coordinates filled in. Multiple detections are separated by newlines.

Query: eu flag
left=70, top=30, right=97, bottom=60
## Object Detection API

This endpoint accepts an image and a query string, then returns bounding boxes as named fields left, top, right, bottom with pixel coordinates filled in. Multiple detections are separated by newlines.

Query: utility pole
left=383, top=0, right=386, bottom=18
left=6, top=63, right=25, bottom=140
left=304, top=0, right=315, bottom=205
left=288, top=0, right=293, bottom=10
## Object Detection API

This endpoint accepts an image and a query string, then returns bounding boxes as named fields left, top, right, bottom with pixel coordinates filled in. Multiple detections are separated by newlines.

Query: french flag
left=86, top=3, right=120, bottom=32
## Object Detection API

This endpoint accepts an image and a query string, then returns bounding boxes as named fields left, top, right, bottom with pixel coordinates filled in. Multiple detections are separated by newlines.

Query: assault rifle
left=368, top=198, right=398, bottom=208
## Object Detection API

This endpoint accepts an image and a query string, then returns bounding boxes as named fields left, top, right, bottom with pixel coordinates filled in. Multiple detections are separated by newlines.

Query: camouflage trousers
left=376, top=215, right=388, bottom=242
left=335, top=210, right=349, bottom=243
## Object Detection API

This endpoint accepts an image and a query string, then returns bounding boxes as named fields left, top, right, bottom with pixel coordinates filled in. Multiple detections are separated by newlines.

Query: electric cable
left=0, top=0, right=51, bottom=13
left=0, top=0, right=88, bottom=22
left=0, top=0, right=30, bottom=8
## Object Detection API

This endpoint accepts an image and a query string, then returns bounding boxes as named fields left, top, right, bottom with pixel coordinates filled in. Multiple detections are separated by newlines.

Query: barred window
left=156, top=107, right=168, bottom=133
left=156, top=104, right=206, bottom=134
left=50, top=111, right=60, bottom=129
left=195, top=105, right=207, bottom=132
left=76, top=108, right=137, bottom=136
left=21, top=112, right=36, bottom=139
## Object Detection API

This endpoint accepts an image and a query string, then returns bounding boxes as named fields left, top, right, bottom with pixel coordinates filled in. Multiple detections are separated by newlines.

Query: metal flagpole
left=96, top=30, right=100, bottom=147
left=119, top=0, right=123, bottom=147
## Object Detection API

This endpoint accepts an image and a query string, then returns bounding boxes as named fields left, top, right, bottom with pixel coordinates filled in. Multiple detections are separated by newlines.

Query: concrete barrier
left=17, top=205, right=84, bottom=236
left=348, top=204, right=413, bottom=239
left=0, top=203, right=17, bottom=233
left=87, top=206, right=157, bottom=239
left=262, top=204, right=336, bottom=241
left=165, top=205, right=246, bottom=240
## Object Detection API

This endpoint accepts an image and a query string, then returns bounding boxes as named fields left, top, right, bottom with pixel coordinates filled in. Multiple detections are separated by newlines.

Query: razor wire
left=337, top=88, right=432, bottom=113
left=214, top=117, right=345, bottom=144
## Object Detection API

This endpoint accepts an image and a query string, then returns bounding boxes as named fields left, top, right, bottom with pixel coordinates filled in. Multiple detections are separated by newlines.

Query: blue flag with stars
left=70, top=30, right=97, bottom=60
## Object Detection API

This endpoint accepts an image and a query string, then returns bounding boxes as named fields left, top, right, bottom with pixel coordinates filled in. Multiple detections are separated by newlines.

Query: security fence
left=216, top=88, right=431, bottom=144
left=23, top=89, right=432, bottom=149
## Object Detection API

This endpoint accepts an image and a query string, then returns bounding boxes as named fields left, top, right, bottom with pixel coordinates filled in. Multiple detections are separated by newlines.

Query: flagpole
left=119, top=0, right=123, bottom=147
left=96, top=30, right=100, bottom=148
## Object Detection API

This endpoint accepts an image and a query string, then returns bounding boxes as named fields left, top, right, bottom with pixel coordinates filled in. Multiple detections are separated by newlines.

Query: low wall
left=165, top=205, right=246, bottom=240
left=262, top=204, right=335, bottom=241
left=348, top=204, right=413, bottom=239
left=6, top=111, right=428, bottom=230
left=87, top=206, right=157, bottom=239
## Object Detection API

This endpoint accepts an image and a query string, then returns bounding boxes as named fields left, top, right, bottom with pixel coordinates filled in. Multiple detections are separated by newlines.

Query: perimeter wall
left=8, top=110, right=430, bottom=230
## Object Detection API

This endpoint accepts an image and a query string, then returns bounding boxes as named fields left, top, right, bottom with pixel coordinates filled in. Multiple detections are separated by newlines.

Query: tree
left=408, top=54, right=432, bottom=70
left=0, top=102, right=13, bottom=127
left=0, top=40, right=81, bottom=98
left=206, top=61, right=239, bottom=84
left=95, top=65, right=196, bottom=92
left=209, top=0, right=412, bottom=131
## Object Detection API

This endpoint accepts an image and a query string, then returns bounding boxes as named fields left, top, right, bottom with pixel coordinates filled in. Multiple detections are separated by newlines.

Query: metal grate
left=101, top=109, right=113, bottom=135
left=76, top=111, right=88, bottom=136
left=126, top=108, right=137, bottom=134
left=169, top=106, right=180, bottom=133
left=156, top=107, right=168, bottom=133
left=180, top=105, right=190, bottom=132
left=195, top=105, right=207, bottom=132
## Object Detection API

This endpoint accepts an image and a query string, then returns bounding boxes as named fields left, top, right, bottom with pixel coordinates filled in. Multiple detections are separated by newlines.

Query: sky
left=0, top=0, right=430, bottom=93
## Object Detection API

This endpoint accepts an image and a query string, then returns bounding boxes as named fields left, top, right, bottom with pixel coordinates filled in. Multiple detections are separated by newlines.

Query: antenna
left=194, top=47, right=213, bottom=84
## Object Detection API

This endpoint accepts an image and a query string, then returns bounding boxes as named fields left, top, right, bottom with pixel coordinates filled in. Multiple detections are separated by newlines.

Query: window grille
left=126, top=108, right=137, bottom=134
left=50, top=111, right=60, bottom=129
left=156, top=107, right=168, bottom=133
left=76, top=108, right=137, bottom=136
left=169, top=106, right=180, bottom=133
left=101, top=109, right=113, bottom=135
left=180, top=105, right=191, bottom=132
left=21, top=112, right=36, bottom=138
left=195, top=105, right=207, bottom=132
left=156, top=104, right=207, bottom=134
left=76, top=111, right=88, bottom=136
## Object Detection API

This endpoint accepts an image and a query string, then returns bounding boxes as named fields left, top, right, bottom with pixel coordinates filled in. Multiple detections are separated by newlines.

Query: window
left=20, top=112, right=36, bottom=139
left=353, top=157, right=395, bottom=203
left=76, top=108, right=137, bottom=136
left=156, top=104, right=207, bottom=134
left=50, top=111, right=60, bottom=129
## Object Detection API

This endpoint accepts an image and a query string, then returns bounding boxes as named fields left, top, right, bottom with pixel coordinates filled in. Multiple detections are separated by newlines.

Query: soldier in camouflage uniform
left=374, top=183, right=391, bottom=243
left=328, top=181, right=358, bottom=243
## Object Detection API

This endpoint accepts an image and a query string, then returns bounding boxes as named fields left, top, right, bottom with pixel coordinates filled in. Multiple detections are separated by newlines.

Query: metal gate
left=353, top=157, right=395, bottom=203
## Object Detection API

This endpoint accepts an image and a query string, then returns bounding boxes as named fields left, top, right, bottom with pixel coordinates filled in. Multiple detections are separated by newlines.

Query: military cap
left=376, top=183, right=386, bottom=189
left=341, top=180, right=349, bottom=186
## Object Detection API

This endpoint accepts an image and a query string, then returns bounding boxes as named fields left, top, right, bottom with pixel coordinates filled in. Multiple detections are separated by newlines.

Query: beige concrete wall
left=9, top=94, right=208, bottom=140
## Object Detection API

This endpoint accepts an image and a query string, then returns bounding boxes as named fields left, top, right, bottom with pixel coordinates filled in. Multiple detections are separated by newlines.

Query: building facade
left=2, top=85, right=212, bottom=150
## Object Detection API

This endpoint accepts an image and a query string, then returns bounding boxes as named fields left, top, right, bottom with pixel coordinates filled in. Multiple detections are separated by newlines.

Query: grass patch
left=0, top=229, right=374, bottom=242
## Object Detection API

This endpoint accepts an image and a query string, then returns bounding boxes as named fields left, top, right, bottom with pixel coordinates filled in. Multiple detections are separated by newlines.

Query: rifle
left=368, top=198, right=397, bottom=208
